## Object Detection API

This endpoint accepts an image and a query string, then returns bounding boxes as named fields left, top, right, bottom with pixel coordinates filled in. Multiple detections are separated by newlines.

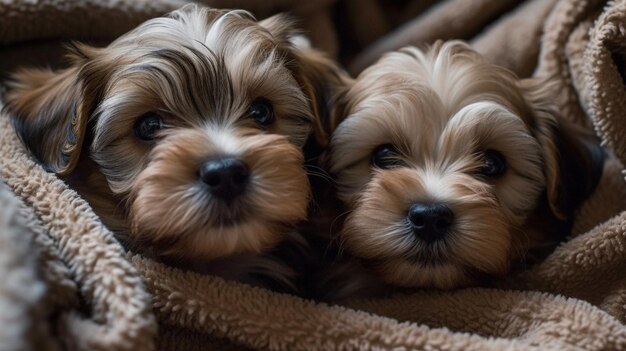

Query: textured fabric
left=585, top=0, right=626, bottom=173
left=347, top=0, right=524, bottom=74
left=470, top=0, right=559, bottom=78
left=0, top=111, right=156, bottom=350
left=0, top=181, right=57, bottom=351
left=1, top=0, right=626, bottom=350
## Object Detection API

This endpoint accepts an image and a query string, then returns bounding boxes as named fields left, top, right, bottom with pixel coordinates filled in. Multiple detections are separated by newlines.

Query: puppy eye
left=480, top=150, right=506, bottom=177
left=372, top=144, right=402, bottom=169
left=134, top=112, right=164, bottom=141
left=249, top=98, right=275, bottom=126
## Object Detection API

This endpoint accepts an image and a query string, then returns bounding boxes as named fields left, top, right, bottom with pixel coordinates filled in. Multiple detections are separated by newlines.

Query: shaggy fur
left=5, top=4, right=348, bottom=292
left=326, top=41, right=604, bottom=297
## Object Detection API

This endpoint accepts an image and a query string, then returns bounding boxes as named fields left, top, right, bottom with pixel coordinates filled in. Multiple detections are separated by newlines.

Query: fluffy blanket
left=1, top=0, right=626, bottom=350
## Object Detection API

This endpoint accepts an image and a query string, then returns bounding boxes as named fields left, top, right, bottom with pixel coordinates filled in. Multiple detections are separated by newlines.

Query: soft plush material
left=1, top=0, right=626, bottom=350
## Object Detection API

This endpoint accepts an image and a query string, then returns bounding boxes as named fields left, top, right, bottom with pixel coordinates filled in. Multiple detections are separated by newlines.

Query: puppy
left=5, top=4, right=347, bottom=292
left=326, top=41, right=604, bottom=297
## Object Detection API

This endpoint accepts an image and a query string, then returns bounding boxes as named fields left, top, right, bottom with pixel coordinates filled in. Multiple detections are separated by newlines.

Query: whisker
left=306, top=171, right=334, bottom=182
left=305, top=165, right=336, bottom=184
left=329, top=209, right=353, bottom=238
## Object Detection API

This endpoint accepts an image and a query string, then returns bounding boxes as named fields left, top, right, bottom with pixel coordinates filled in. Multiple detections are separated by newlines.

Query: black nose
left=408, top=202, right=454, bottom=243
left=199, top=158, right=250, bottom=201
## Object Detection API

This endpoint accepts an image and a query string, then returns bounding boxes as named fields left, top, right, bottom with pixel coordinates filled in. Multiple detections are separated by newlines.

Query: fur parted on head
left=5, top=3, right=349, bottom=273
left=328, top=41, right=604, bottom=290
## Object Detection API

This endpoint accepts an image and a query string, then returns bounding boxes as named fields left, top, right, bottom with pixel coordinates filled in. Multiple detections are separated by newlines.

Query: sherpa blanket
left=2, top=0, right=626, bottom=350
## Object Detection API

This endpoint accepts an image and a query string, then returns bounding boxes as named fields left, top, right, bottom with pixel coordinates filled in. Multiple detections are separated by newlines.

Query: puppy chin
left=341, top=168, right=511, bottom=288
left=129, top=128, right=309, bottom=260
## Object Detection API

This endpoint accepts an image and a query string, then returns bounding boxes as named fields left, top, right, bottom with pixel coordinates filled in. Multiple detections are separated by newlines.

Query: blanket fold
left=584, top=0, right=626, bottom=171
left=1, top=0, right=626, bottom=350
left=0, top=181, right=60, bottom=351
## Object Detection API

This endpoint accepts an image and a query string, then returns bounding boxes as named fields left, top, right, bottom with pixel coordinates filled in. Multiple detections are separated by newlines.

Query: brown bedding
left=1, top=0, right=626, bottom=349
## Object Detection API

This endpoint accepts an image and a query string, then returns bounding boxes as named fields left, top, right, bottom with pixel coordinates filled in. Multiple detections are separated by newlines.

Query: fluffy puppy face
left=329, top=41, right=602, bottom=289
left=7, top=4, right=344, bottom=260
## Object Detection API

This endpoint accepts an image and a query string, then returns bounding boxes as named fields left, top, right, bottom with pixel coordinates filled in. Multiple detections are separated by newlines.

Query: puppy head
left=329, top=41, right=603, bottom=288
left=6, top=4, right=346, bottom=260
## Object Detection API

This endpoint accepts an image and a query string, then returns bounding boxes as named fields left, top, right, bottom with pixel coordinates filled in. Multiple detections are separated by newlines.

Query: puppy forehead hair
left=119, top=7, right=260, bottom=51
left=119, top=7, right=285, bottom=70
left=358, top=44, right=536, bottom=124
left=332, top=42, right=545, bottom=171
left=105, top=10, right=296, bottom=91
left=332, top=97, right=538, bottom=169
left=438, top=102, right=538, bottom=157
left=94, top=47, right=234, bottom=123
left=90, top=14, right=312, bottom=138
left=330, top=88, right=441, bottom=171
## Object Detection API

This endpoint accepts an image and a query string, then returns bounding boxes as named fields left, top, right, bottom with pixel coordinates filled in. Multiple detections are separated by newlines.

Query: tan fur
left=5, top=4, right=348, bottom=289
left=329, top=41, right=600, bottom=290
left=130, top=129, right=309, bottom=259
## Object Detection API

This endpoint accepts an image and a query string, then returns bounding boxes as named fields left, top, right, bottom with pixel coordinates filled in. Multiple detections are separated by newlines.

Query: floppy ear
left=520, top=78, right=605, bottom=220
left=290, top=48, right=352, bottom=149
left=259, top=14, right=352, bottom=150
left=5, top=44, right=104, bottom=175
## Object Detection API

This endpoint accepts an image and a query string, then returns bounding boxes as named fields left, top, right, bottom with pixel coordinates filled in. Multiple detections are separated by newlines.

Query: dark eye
left=249, top=98, right=275, bottom=126
left=480, top=150, right=506, bottom=177
left=372, top=144, right=402, bottom=169
left=134, top=112, right=164, bottom=141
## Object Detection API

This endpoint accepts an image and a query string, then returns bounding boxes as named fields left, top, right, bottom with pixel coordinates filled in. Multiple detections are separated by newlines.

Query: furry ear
left=556, top=122, right=605, bottom=216
left=258, top=13, right=301, bottom=48
left=259, top=14, right=352, bottom=150
left=5, top=43, right=104, bottom=175
left=521, top=78, right=605, bottom=220
left=290, top=48, right=352, bottom=150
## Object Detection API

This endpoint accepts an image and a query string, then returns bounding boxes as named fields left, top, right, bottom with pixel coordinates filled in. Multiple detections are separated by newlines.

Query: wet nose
left=408, top=202, right=454, bottom=243
left=199, top=158, right=250, bottom=201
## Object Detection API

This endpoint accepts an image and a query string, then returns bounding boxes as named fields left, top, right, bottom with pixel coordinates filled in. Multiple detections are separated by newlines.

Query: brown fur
left=326, top=41, right=604, bottom=295
left=5, top=4, right=349, bottom=292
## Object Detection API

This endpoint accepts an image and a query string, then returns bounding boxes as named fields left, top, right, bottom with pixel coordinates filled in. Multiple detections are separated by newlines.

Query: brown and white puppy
left=326, top=41, right=604, bottom=296
left=5, top=4, right=347, bottom=292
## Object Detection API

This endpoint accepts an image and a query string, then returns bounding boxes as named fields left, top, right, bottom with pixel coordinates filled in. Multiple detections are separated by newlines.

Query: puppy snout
left=199, top=157, right=250, bottom=201
left=408, top=202, right=454, bottom=243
